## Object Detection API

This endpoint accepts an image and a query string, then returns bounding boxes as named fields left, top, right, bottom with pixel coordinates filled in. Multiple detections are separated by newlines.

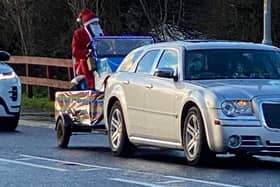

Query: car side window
left=136, top=50, right=160, bottom=74
left=118, top=50, right=143, bottom=72
left=156, top=50, right=178, bottom=70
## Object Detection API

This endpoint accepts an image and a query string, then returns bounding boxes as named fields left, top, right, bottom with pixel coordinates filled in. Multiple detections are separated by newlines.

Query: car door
left=123, top=49, right=161, bottom=137
left=143, top=48, right=180, bottom=142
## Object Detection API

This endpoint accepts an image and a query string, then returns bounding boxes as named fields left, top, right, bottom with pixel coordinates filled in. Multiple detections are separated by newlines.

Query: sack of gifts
left=87, top=55, right=97, bottom=72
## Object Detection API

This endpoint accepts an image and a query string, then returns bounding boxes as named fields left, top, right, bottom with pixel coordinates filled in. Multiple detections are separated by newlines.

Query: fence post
left=26, top=63, right=33, bottom=98
left=67, top=67, right=72, bottom=82
left=46, top=66, right=55, bottom=100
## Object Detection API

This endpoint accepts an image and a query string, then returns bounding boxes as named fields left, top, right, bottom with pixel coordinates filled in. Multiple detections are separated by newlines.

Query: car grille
left=262, top=103, right=280, bottom=129
left=241, top=136, right=262, bottom=146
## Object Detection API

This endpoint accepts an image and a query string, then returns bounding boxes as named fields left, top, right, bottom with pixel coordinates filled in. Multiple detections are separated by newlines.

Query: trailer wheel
left=56, top=116, right=71, bottom=148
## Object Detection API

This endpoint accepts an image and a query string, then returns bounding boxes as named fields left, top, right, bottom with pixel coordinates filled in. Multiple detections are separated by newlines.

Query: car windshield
left=185, top=49, right=280, bottom=80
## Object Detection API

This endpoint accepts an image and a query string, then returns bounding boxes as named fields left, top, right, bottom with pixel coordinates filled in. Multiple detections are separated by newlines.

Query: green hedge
left=21, top=93, right=54, bottom=113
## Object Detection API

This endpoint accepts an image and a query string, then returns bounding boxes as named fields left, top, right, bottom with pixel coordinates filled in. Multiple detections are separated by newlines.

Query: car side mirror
left=0, top=51, right=10, bottom=61
left=154, top=67, right=178, bottom=81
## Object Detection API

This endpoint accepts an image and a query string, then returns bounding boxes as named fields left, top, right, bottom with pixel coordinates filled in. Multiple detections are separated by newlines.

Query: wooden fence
left=7, top=56, right=73, bottom=100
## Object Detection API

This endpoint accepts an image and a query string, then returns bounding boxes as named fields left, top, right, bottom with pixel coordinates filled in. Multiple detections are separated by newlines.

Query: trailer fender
left=55, top=113, right=73, bottom=131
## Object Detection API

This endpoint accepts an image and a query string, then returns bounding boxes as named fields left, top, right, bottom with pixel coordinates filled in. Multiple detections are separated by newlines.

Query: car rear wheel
left=56, top=117, right=72, bottom=148
left=108, top=101, right=134, bottom=156
left=183, top=106, right=215, bottom=166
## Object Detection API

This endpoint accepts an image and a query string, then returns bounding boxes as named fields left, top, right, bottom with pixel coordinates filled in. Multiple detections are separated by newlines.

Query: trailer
left=54, top=35, right=154, bottom=147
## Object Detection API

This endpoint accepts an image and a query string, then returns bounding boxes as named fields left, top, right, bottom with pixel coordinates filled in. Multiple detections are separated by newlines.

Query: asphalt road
left=1, top=118, right=280, bottom=187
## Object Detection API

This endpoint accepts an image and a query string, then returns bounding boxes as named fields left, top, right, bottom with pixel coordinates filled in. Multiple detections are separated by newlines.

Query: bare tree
left=176, top=0, right=183, bottom=26
left=2, top=0, right=33, bottom=55
left=66, top=0, right=99, bottom=20
left=138, top=0, right=157, bottom=32
left=138, top=0, right=188, bottom=41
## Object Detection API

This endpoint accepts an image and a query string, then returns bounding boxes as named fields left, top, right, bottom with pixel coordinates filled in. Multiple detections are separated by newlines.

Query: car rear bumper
left=0, top=78, right=21, bottom=117
left=0, top=97, right=20, bottom=117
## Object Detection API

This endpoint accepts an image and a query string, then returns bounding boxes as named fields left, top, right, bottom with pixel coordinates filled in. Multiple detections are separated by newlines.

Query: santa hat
left=77, top=8, right=99, bottom=25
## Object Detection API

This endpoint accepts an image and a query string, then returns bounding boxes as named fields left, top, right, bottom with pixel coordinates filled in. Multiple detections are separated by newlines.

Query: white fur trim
left=71, top=75, right=85, bottom=85
left=84, top=17, right=99, bottom=26
left=76, top=17, right=81, bottom=23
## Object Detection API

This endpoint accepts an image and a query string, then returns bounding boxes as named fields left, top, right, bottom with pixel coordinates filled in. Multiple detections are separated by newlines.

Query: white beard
left=85, top=23, right=104, bottom=40
left=89, top=24, right=104, bottom=36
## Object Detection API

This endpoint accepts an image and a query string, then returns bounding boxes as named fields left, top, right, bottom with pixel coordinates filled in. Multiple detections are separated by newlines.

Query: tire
left=183, top=106, right=215, bottom=166
left=7, top=117, right=19, bottom=131
left=56, top=116, right=72, bottom=148
left=108, top=101, right=135, bottom=156
left=0, top=115, right=19, bottom=131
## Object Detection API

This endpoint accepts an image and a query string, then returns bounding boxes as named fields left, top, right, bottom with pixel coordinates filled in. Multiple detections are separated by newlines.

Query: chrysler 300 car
left=104, top=40, right=280, bottom=165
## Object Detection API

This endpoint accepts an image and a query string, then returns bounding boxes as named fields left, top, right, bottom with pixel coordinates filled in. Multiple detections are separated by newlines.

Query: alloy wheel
left=186, top=114, right=201, bottom=159
left=110, top=108, right=123, bottom=149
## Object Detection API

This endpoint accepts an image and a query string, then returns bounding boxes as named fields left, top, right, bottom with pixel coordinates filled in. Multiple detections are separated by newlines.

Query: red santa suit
left=72, top=9, right=104, bottom=89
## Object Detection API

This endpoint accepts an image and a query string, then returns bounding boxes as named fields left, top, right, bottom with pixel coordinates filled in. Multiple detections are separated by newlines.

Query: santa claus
left=72, top=8, right=104, bottom=90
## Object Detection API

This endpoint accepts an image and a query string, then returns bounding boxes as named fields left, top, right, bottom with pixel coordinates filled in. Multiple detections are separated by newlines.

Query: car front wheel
left=183, top=106, right=215, bottom=165
left=0, top=115, right=19, bottom=131
left=8, top=117, right=19, bottom=131
left=108, top=101, right=134, bottom=156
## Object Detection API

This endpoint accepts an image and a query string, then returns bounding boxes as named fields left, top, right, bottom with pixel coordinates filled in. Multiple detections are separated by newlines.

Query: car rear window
left=118, top=49, right=143, bottom=72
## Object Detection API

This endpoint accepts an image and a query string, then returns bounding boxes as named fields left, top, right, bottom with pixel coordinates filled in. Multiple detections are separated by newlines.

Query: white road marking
left=77, top=168, right=102, bottom=171
left=0, top=158, right=68, bottom=172
left=109, top=178, right=163, bottom=187
left=122, top=170, right=242, bottom=187
left=15, top=157, right=33, bottom=161
left=20, top=154, right=120, bottom=171
left=165, top=176, right=243, bottom=187
left=155, top=179, right=185, bottom=184
left=19, top=154, right=243, bottom=187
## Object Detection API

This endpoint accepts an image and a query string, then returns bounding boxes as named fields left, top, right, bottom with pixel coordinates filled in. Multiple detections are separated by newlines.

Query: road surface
left=0, top=117, right=280, bottom=187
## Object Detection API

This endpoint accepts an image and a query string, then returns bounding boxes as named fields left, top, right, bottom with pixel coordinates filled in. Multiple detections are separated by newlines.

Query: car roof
left=139, top=40, right=280, bottom=51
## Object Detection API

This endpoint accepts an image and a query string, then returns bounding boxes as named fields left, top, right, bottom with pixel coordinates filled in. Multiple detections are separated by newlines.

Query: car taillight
left=9, top=86, right=18, bottom=101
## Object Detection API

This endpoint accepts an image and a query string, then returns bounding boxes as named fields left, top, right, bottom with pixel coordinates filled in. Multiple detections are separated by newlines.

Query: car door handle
left=145, top=84, right=153, bottom=89
left=122, top=80, right=130, bottom=85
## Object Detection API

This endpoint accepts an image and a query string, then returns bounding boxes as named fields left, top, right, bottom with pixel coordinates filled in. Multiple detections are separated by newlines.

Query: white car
left=104, top=40, right=280, bottom=165
left=0, top=51, right=21, bottom=130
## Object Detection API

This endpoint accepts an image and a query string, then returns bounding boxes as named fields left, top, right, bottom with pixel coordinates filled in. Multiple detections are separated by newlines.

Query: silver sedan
left=104, top=41, right=280, bottom=165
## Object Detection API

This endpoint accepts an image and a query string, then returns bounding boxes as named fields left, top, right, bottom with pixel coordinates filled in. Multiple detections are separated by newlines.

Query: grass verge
left=21, top=94, right=54, bottom=113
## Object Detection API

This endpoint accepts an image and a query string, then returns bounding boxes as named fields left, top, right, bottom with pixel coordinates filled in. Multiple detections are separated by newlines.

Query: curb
left=19, top=112, right=55, bottom=129
left=19, top=119, right=55, bottom=129
left=21, top=112, right=54, bottom=117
